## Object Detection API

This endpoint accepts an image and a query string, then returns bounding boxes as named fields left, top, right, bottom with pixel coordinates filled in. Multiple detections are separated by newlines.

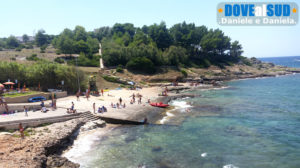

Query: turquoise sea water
left=66, top=56, right=300, bottom=168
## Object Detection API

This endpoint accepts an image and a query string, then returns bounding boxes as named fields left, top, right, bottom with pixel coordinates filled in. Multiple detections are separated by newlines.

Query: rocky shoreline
left=0, top=119, right=86, bottom=168
left=1, top=63, right=300, bottom=168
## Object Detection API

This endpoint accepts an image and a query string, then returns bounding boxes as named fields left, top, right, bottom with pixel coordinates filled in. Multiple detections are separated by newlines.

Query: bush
left=102, top=75, right=128, bottom=85
left=54, top=57, right=65, bottom=64
left=26, top=54, right=40, bottom=61
left=181, top=69, right=188, bottom=77
left=15, top=48, right=22, bottom=51
left=0, top=61, right=86, bottom=93
left=126, top=57, right=156, bottom=74
left=103, top=75, right=118, bottom=83
left=67, top=53, right=100, bottom=67
left=25, top=44, right=34, bottom=49
left=116, top=64, right=124, bottom=73
left=40, top=45, right=47, bottom=53
left=56, top=50, right=61, bottom=55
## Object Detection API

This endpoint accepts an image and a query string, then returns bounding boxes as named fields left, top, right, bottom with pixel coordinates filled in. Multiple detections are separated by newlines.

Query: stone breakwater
left=0, top=118, right=85, bottom=168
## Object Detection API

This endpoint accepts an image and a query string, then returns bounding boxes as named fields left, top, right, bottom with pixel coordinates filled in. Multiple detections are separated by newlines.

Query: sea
left=64, top=56, right=300, bottom=168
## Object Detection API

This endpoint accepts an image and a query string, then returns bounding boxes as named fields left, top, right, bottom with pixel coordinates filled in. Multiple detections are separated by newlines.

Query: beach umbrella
left=0, top=83, right=4, bottom=88
left=3, top=82, right=15, bottom=85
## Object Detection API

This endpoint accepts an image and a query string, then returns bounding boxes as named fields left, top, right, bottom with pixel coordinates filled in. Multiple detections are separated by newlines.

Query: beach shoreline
left=1, top=65, right=300, bottom=168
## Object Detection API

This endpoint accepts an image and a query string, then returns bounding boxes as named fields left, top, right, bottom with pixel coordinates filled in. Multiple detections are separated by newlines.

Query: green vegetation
left=126, top=57, right=156, bottom=74
left=181, top=69, right=188, bottom=77
left=102, top=75, right=127, bottom=85
left=0, top=21, right=246, bottom=74
left=0, top=61, right=86, bottom=93
left=116, top=64, right=124, bottom=73
left=26, top=54, right=40, bottom=61
left=54, top=57, right=65, bottom=64
left=102, top=75, right=119, bottom=83
left=3, top=91, right=40, bottom=98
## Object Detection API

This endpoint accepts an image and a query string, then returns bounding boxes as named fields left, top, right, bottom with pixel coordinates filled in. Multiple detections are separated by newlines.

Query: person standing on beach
left=19, top=123, right=24, bottom=139
left=101, top=89, right=104, bottom=96
left=93, top=103, right=96, bottom=113
left=119, top=97, right=122, bottom=105
left=71, top=102, right=74, bottom=111
left=53, top=99, right=57, bottom=110
left=131, top=93, right=135, bottom=103
left=76, top=91, right=80, bottom=101
left=24, top=106, right=28, bottom=117
left=86, top=89, right=90, bottom=101
left=4, top=102, right=9, bottom=113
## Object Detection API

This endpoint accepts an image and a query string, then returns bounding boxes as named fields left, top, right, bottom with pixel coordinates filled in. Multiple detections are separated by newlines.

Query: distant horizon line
left=257, top=55, right=300, bottom=58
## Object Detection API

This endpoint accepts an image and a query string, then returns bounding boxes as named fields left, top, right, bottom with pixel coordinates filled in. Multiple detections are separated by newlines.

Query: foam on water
left=171, top=100, right=192, bottom=109
left=159, top=100, right=192, bottom=124
left=223, top=164, right=239, bottom=168
left=201, top=152, right=207, bottom=157
left=159, top=112, right=175, bottom=124
left=63, top=131, right=99, bottom=163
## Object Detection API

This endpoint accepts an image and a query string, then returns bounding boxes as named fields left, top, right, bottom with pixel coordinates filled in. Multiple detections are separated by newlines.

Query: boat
left=150, top=102, right=169, bottom=108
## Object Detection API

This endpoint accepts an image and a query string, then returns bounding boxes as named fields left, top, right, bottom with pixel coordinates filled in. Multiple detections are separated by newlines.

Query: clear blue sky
left=1, top=0, right=299, bottom=58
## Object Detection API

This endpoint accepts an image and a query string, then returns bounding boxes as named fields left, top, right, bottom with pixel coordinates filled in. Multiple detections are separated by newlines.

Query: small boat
left=150, top=102, right=169, bottom=108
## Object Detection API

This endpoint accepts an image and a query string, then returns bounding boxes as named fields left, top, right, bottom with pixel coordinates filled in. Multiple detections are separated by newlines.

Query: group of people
left=67, top=102, right=77, bottom=113
left=111, top=97, right=126, bottom=109
left=130, top=93, right=143, bottom=104
left=93, top=102, right=107, bottom=113
left=40, top=101, right=49, bottom=113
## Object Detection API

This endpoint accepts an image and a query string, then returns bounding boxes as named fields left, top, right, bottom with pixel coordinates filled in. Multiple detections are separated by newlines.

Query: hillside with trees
left=1, top=22, right=246, bottom=73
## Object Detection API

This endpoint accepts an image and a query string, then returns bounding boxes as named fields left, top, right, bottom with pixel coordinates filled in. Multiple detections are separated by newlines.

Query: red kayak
left=150, top=102, right=169, bottom=108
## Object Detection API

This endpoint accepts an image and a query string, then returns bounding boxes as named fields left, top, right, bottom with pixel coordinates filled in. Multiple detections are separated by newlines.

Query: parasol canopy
left=3, top=82, right=15, bottom=85
left=0, top=83, right=4, bottom=88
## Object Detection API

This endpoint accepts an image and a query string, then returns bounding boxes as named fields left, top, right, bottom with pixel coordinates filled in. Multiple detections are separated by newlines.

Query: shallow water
left=65, top=57, right=300, bottom=168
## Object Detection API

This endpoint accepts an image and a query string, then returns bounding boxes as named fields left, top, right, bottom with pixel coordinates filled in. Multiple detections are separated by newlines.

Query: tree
left=75, top=40, right=89, bottom=54
left=35, top=29, right=48, bottom=47
left=200, top=29, right=231, bottom=55
left=163, top=46, right=188, bottom=66
left=112, top=23, right=136, bottom=37
left=22, top=34, right=29, bottom=43
left=6, top=36, right=20, bottom=48
left=230, top=41, right=243, bottom=58
left=74, top=25, right=88, bottom=41
left=147, top=22, right=173, bottom=50
left=170, top=22, right=208, bottom=49
left=129, top=30, right=152, bottom=47
left=86, top=37, right=99, bottom=54
left=94, top=26, right=112, bottom=41
left=58, top=36, right=75, bottom=55
left=126, top=57, right=155, bottom=74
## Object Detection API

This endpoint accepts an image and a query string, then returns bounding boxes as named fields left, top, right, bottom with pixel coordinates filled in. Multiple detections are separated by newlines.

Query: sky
left=0, top=0, right=299, bottom=58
